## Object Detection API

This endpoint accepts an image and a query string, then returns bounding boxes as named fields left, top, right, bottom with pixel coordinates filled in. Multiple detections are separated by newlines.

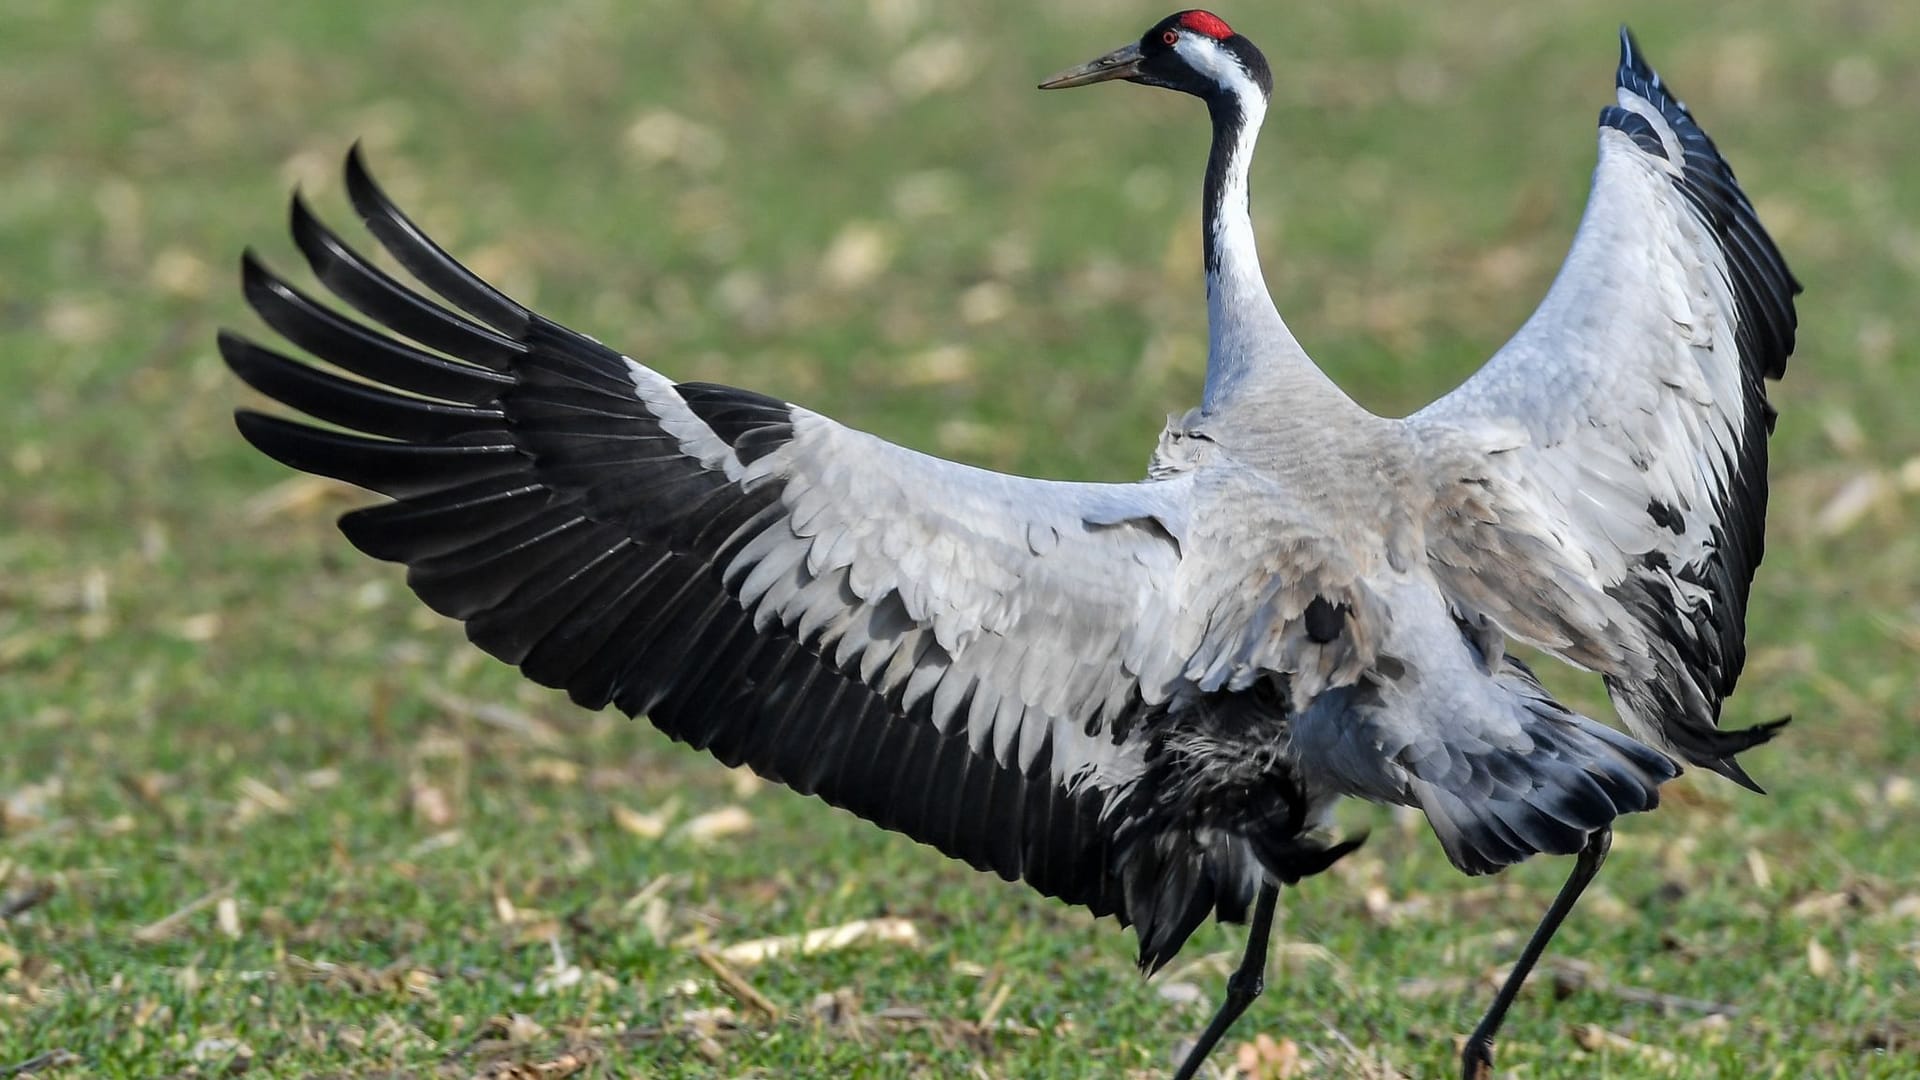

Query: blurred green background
left=3, top=1, right=1917, bottom=1076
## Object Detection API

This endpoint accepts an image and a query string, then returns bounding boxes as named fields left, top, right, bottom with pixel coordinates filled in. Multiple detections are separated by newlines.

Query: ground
left=3, top=1, right=1919, bottom=1077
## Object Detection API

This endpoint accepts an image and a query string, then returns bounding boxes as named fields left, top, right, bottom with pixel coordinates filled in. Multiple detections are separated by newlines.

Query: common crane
left=222, top=10, right=1798, bottom=1078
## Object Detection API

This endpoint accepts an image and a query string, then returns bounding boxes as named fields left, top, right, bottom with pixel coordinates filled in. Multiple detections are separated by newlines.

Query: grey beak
left=1038, top=41, right=1146, bottom=90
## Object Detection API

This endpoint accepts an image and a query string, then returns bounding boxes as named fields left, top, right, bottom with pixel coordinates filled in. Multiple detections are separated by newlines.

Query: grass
left=3, top=0, right=1919, bottom=1076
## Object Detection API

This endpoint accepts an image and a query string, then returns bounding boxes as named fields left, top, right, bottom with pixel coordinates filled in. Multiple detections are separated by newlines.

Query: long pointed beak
left=1038, top=41, right=1145, bottom=90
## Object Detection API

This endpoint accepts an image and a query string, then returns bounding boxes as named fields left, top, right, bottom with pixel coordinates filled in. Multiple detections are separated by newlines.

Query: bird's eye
left=1161, top=29, right=1179, bottom=45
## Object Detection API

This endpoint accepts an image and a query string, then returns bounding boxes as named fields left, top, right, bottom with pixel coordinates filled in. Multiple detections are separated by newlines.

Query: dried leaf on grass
left=526, top=757, right=581, bottom=785
left=188, top=1037, right=253, bottom=1066
left=287, top=954, right=440, bottom=998
left=407, top=829, right=465, bottom=857
left=1814, top=471, right=1893, bottom=536
left=1572, top=1023, right=1680, bottom=1067
left=716, top=917, right=919, bottom=966
left=216, top=896, right=242, bottom=940
left=468, top=1048, right=598, bottom=1080
left=235, top=775, right=294, bottom=816
left=411, top=781, right=456, bottom=828
left=1161, top=941, right=1343, bottom=990
left=529, top=935, right=617, bottom=996
left=643, top=983, right=1037, bottom=1067
left=1397, top=957, right=1739, bottom=1019
left=0, top=881, right=55, bottom=923
left=611, top=799, right=678, bottom=840
left=169, top=612, right=223, bottom=643
left=1788, top=890, right=1857, bottom=920
left=1235, top=1033, right=1304, bottom=1079
left=1156, top=981, right=1204, bottom=1005
left=675, top=805, right=754, bottom=845
left=864, top=1003, right=1038, bottom=1042
left=1806, top=937, right=1835, bottom=978
left=2, top=779, right=63, bottom=832
left=426, top=690, right=562, bottom=747
left=244, top=474, right=363, bottom=522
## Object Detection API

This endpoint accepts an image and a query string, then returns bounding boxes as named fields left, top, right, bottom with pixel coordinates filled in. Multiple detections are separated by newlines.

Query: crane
left=222, top=10, right=1798, bottom=1078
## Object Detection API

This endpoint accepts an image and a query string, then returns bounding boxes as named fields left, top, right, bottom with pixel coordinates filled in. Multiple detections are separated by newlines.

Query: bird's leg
left=1460, top=828, right=1613, bottom=1080
left=1171, top=881, right=1280, bottom=1080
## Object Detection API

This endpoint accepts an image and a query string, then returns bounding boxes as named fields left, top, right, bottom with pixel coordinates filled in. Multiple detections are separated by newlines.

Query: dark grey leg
left=1460, top=828, right=1613, bottom=1080
left=1171, top=881, right=1280, bottom=1080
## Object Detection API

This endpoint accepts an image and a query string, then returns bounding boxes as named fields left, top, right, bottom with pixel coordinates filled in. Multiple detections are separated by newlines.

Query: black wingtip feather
left=234, top=409, right=519, bottom=499
left=288, top=188, right=527, bottom=366
left=239, top=249, right=514, bottom=405
left=344, top=148, right=534, bottom=335
left=221, top=331, right=505, bottom=444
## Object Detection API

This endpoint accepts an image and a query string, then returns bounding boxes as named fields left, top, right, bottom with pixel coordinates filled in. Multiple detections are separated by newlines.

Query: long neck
left=1198, top=89, right=1356, bottom=419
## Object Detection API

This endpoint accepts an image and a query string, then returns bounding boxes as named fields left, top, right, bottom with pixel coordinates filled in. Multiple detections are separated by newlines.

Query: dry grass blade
left=694, top=948, right=782, bottom=1021
left=130, top=882, right=235, bottom=944
left=1544, top=959, right=1740, bottom=1017
left=978, top=980, right=1013, bottom=1028
left=0, top=1050, right=83, bottom=1078
left=235, top=775, right=294, bottom=815
left=426, top=689, right=562, bottom=747
left=1317, top=1023, right=1407, bottom=1079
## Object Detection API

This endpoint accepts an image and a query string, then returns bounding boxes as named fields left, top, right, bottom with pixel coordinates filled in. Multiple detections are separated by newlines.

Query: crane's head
left=1038, top=10, right=1272, bottom=104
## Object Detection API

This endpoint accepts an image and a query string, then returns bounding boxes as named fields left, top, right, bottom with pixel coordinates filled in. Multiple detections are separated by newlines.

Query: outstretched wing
left=1416, top=30, right=1799, bottom=788
left=226, top=150, right=1205, bottom=925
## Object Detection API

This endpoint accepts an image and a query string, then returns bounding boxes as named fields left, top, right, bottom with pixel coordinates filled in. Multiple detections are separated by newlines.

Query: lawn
left=3, top=1, right=1918, bottom=1077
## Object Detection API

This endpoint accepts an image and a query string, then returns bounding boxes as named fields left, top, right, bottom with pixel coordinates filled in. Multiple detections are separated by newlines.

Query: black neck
left=1201, top=94, right=1252, bottom=276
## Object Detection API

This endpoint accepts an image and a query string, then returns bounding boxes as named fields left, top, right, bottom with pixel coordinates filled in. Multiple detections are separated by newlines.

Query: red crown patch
left=1177, top=11, right=1234, bottom=40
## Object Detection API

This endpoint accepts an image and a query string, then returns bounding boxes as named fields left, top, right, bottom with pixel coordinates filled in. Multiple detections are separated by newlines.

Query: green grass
left=4, top=1, right=1919, bottom=1076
